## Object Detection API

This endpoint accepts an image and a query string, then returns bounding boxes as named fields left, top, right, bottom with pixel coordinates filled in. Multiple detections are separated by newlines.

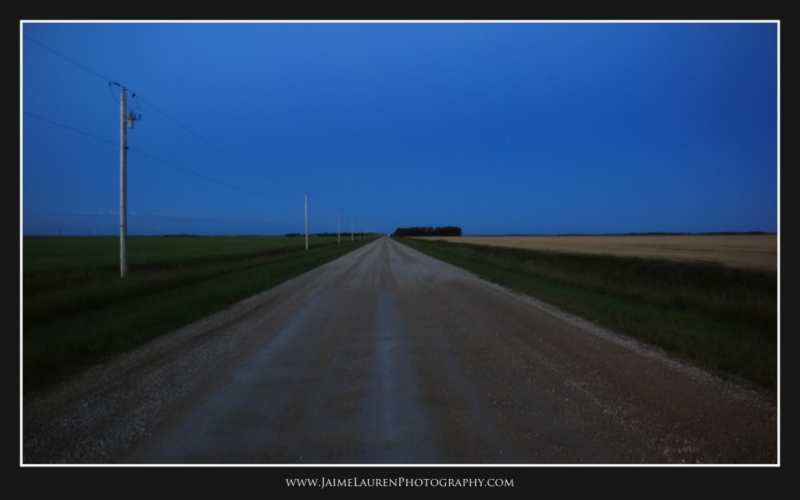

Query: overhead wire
left=24, top=35, right=306, bottom=195
left=24, top=38, right=303, bottom=196
left=23, top=112, right=296, bottom=204
left=136, top=96, right=306, bottom=194
left=24, top=111, right=118, bottom=147
left=24, top=35, right=116, bottom=84
left=127, top=147, right=296, bottom=204
left=24, top=34, right=355, bottom=233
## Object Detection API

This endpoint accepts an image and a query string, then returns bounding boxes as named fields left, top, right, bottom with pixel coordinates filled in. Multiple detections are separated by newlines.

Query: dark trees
left=392, top=226, right=462, bottom=237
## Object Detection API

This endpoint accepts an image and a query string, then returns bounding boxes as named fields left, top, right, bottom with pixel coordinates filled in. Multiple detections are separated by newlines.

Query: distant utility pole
left=351, top=219, right=354, bottom=242
left=338, top=212, right=341, bottom=244
left=119, top=86, right=140, bottom=278
left=304, top=193, right=309, bottom=250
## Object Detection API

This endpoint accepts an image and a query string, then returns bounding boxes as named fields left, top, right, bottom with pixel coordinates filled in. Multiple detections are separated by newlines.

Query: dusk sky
left=21, top=21, right=778, bottom=236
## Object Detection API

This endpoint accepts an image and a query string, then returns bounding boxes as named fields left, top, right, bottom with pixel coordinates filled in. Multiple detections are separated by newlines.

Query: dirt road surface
left=22, top=237, right=777, bottom=464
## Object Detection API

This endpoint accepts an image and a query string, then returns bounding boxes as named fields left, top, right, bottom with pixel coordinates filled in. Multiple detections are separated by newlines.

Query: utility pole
left=119, top=87, right=140, bottom=278
left=351, top=219, right=354, bottom=242
left=338, top=212, right=341, bottom=244
left=304, top=193, right=309, bottom=250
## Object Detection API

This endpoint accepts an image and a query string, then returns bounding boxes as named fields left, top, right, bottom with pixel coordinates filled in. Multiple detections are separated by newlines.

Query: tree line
left=392, top=226, right=462, bottom=237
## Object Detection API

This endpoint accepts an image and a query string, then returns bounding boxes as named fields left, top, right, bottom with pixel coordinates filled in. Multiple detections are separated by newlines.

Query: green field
left=398, top=237, right=778, bottom=389
left=23, top=235, right=372, bottom=393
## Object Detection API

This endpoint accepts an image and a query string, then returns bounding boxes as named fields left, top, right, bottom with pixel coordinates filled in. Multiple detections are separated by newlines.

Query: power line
left=137, top=96, right=306, bottom=194
left=24, top=34, right=117, bottom=85
left=24, top=35, right=349, bottom=234
left=25, top=34, right=306, bottom=195
left=128, top=147, right=296, bottom=204
left=24, top=111, right=296, bottom=204
left=24, top=111, right=118, bottom=147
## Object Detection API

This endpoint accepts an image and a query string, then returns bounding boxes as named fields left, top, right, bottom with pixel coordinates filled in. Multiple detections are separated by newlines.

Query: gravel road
left=22, top=237, right=777, bottom=464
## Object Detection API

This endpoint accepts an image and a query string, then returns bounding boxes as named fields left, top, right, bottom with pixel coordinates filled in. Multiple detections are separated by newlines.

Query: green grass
left=23, top=235, right=373, bottom=393
left=397, top=237, right=777, bottom=389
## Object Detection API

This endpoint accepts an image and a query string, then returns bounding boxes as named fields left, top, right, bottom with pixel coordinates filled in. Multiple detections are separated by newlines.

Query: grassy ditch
left=398, top=238, right=777, bottom=389
left=23, top=236, right=374, bottom=393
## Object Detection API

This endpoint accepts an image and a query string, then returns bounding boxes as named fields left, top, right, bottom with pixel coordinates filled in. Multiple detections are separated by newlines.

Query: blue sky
left=21, top=21, right=778, bottom=236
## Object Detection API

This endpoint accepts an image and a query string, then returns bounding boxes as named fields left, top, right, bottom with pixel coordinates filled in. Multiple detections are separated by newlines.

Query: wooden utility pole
left=304, top=193, right=309, bottom=250
left=119, top=87, right=140, bottom=277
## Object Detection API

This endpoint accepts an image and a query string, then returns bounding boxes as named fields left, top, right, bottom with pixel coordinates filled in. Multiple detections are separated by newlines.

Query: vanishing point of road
left=23, top=237, right=777, bottom=464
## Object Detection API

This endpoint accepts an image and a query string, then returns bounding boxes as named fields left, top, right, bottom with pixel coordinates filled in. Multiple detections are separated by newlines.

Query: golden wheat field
left=418, top=234, right=777, bottom=271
